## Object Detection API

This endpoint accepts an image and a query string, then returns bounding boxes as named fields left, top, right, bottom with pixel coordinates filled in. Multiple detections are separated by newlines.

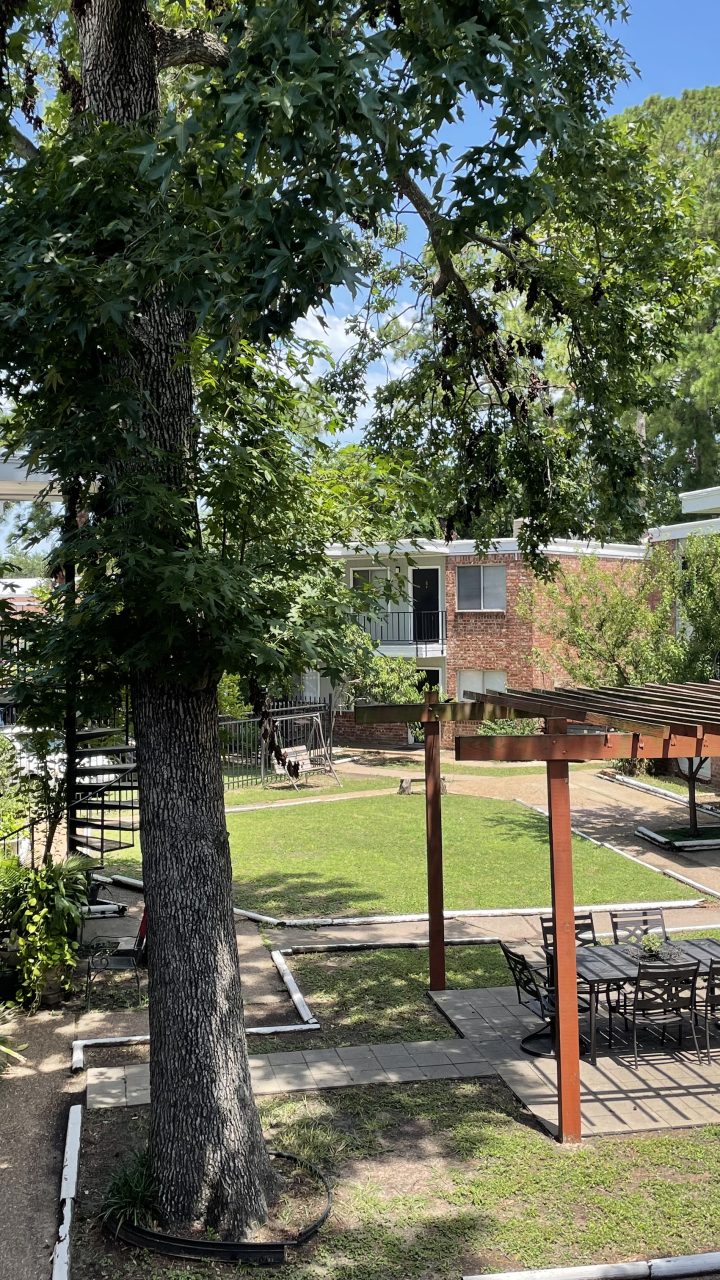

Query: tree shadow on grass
left=256, top=945, right=513, bottom=1054
left=259, top=1078, right=540, bottom=1278
left=232, top=869, right=379, bottom=920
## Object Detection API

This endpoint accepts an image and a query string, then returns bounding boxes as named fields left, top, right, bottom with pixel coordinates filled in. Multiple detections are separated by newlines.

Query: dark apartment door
left=412, top=567, right=440, bottom=643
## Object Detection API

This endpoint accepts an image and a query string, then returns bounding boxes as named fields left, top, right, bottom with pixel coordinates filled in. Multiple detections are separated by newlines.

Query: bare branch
left=8, top=124, right=39, bottom=160
left=152, top=23, right=229, bottom=71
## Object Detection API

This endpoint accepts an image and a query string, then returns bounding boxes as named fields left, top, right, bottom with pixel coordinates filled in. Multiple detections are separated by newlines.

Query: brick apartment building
left=313, top=485, right=720, bottom=749
left=304, top=535, right=645, bottom=747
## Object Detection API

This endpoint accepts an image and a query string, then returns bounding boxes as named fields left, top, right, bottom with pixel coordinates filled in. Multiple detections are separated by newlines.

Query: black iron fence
left=220, top=698, right=333, bottom=791
left=357, top=610, right=447, bottom=654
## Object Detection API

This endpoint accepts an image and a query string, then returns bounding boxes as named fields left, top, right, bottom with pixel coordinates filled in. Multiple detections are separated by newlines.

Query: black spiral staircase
left=69, top=730, right=140, bottom=866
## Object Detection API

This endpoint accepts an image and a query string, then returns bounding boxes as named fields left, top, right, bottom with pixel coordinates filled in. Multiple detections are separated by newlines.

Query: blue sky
left=610, top=1, right=720, bottom=113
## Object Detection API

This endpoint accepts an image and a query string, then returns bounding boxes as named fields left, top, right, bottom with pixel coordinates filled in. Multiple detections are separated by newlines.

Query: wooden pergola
left=356, top=681, right=720, bottom=1144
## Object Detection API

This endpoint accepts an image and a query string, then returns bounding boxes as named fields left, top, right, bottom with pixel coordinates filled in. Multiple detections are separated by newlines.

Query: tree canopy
left=621, top=88, right=720, bottom=503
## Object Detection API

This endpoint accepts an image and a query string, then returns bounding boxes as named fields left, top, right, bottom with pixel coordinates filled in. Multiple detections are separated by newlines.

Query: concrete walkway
left=86, top=1037, right=496, bottom=1107
left=226, top=786, right=392, bottom=814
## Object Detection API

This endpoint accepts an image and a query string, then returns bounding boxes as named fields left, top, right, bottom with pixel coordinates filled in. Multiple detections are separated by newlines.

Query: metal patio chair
left=694, top=957, right=720, bottom=1065
left=627, top=959, right=701, bottom=1068
left=83, top=908, right=147, bottom=1009
left=500, top=941, right=589, bottom=1058
left=541, top=911, right=601, bottom=1006
left=610, top=908, right=668, bottom=946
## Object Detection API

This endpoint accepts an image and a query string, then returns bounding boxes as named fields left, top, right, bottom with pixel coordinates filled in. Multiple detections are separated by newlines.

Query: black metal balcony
left=357, top=610, right=447, bottom=654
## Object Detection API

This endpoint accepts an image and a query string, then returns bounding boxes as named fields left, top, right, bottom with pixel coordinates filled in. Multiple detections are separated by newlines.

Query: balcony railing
left=358, top=610, right=447, bottom=654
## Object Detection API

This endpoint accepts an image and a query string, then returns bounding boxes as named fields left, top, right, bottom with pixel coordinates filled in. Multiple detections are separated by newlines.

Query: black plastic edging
left=103, top=1151, right=331, bottom=1267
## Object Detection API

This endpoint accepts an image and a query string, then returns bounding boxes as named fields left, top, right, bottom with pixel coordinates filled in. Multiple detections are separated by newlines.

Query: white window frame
left=457, top=670, right=507, bottom=701
left=455, top=564, right=507, bottom=612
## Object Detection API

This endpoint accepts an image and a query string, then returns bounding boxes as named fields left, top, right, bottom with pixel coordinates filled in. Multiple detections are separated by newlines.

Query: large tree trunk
left=133, top=678, right=277, bottom=1231
left=74, top=0, right=278, bottom=1234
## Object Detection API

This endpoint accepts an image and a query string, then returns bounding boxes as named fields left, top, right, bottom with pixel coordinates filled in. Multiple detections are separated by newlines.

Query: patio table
left=574, top=937, right=720, bottom=1063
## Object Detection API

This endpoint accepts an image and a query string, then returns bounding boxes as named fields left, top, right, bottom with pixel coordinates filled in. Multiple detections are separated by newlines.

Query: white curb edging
left=106, top=874, right=702, bottom=929
left=71, top=949, right=320, bottom=1072
left=51, top=1103, right=83, bottom=1280
left=601, top=769, right=720, bottom=817
left=271, top=949, right=317, bottom=1024
left=515, top=798, right=720, bottom=903
left=463, top=1250, right=720, bottom=1280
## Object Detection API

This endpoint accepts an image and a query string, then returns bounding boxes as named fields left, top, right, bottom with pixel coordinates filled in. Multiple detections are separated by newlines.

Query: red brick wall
left=440, top=550, right=642, bottom=745
left=333, top=709, right=409, bottom=749
left=444, top=553, right=535, bottom=699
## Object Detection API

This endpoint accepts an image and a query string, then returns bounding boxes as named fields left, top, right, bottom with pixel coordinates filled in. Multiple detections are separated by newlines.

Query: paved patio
left=84, top=972, right=720, bottom=1139
left=432, top=985, right=720, bottom=1137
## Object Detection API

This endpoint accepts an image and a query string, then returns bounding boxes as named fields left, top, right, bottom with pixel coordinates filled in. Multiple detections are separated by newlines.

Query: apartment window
left=456, top=564, right=506, bottom=611
left=352, top=567, right=387, bottom=592
left=457, top=670, right=507, bottom=701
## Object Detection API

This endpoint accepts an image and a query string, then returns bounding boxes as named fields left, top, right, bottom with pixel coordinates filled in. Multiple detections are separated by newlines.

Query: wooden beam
left=455, top=732, right=720, bottom=762
left=547, top=756, right=582, bottom=1144
left=423, top=714, right=446, bottom=992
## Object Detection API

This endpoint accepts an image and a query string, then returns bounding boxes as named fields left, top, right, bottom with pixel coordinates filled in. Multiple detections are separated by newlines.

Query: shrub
left=476, top=717, right=542, bottom=736
left=100, top=1150, right=158, bottom=1229
left=0, top=857, right=88, bottom=1009
left=0, top=737, right=29, bottom=838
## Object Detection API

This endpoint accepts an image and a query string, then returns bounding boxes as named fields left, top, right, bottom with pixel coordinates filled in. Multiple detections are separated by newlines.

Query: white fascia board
left=648, top=517, right=720, bottom=542
left=0, top=457, right=58, bottom=502
left=679, top=485, right=720, bottom=515
left=326, top=538, right=645, bottom=561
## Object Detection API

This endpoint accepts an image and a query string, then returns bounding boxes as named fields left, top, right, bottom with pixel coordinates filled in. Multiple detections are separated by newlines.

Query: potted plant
left=640, top=932, right=664, bottom=960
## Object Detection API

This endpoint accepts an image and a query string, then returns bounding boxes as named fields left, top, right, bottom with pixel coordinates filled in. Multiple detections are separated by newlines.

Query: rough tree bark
left=133, top=680, right=275, bottom=1229
left=72, top=0, right=278, bottom=1234
left=687, top=758, right=706, bottom=838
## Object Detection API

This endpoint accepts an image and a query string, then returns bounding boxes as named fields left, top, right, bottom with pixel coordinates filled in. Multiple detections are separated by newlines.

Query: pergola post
left=423, top=695, right=446, bottom=991
left=546, top=725, right=582, bottom=1143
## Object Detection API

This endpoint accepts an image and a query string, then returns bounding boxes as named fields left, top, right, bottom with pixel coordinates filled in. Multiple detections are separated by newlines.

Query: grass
left=259, top=944, right=508, bottom=1054
left=655, top=824, right=720, bottom=843
left=107, top=792, right=692, bottom=919
left=612, top=770, right=720, bottom=804
left=224, top=773, right=397, bottom=805
left=72, top=1084, right=720, bottom=1280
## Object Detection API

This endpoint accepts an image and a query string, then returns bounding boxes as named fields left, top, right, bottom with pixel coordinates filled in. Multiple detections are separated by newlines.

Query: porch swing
left=260, top=709, right=340, bottom=790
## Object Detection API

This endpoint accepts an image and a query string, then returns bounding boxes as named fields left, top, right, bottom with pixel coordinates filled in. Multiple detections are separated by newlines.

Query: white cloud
left=294, top=307, right=411, bottom=438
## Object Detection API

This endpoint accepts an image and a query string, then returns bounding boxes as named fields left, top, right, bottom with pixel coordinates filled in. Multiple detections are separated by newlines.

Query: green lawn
left=224, top=794, right=690, bottom=918
left=613, top=770, right=720, bottom=804
left=657, top=824, right=720, bottom=843
left=224, top=773, right=397, bottom=805
left=259, top=944, right=508, bottom=1053
left=73, top=1084, right=720, bottom=1280
left=108, top=793, right=692, bottom=919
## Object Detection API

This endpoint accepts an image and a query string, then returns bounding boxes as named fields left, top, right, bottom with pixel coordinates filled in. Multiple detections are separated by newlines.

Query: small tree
left=531, top=540, right=720, bottom=833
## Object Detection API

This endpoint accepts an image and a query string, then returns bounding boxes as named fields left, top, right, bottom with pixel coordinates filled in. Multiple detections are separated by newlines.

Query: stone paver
left=85, top=1037, right=497, bottom=1109
left=432, top=984, right=720, bottom=1137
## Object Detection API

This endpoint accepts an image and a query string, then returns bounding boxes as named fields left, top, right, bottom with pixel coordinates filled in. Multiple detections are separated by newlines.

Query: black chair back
left=541, top=912, right=597, bottom=954
left=705, top=958, right=720, bottom=1018
left=611, top=908, right=667, bottom=946
left=634, top=960, right=698, bottom=1019
left=500, top=941, right=544, bottom=1004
